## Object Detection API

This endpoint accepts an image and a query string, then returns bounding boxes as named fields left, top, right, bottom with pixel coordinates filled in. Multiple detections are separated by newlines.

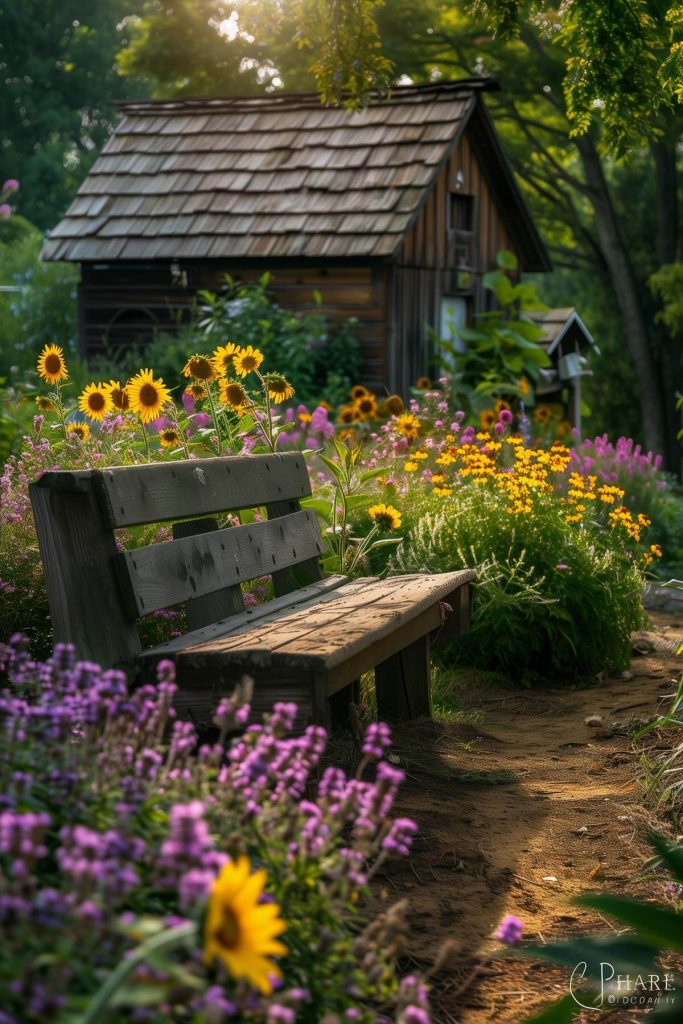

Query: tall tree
left=0, top=1, right=143, bottom=230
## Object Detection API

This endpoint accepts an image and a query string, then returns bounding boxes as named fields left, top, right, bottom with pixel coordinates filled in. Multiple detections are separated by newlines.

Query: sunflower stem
left=140, top=421, right=151, bottom=461
left=206, top=384, right=224, bottom=454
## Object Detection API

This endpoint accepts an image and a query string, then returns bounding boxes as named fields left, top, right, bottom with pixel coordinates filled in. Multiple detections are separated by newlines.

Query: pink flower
left=0, top=204, right=11, bottom=217
left=2, top=179, right=19, bottom=192
left=495, top=914, right=524, bottom=944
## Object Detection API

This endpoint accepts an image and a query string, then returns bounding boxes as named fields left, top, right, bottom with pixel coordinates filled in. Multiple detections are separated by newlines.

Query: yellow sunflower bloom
left=78, top=383, right=112, bottom=422
left=480, top=409, right=496, bottom=431
left=355, top=393, right=378, bottom=419
left=350, top=384, right=369, bottom=400
left=105, top=380, right=130, bottom=412
left=183, top=355, right=216, bottom=381
left=185, top=383, right=208, bottom=402
left=127, top=369, right=172, bottom=423
left=37, top=344, right=68, bottom=384
left=266, top=375, right=295, bottom=403
left=384, top=394, right=404, bottom=415
left=518, top=377, right=530, bottom=397
left=66, top=423, right=90, bottom=443
left=204, top=857, right=287, bottom=995
left=158, top=428, right=181, bottom=448
left=394, top=413, right=421, bottom=440
left=35, top=395, right=56, bottom=413
left=340, top=405, right=360, bottom=424
left=212, top=343, right=239, bottom=376
left=368, top=503, right=402, bottom=531
left=233, top=346, right=264, bottom=378
left=219, top=380, right=249, bottom=408
left=533, top=404, right=553, bottom=426
left=415, top=376, right=432, bottom=390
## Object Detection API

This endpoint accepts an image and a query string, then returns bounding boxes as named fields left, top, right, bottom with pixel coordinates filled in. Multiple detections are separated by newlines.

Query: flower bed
left=0, top=636, right=430, bottom=1023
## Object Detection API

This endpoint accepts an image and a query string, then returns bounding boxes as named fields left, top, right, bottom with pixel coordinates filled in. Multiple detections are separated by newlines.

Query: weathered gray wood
left=89, top=452, right=311, bottom=528
left=375, top=635, right=432, bottom=721
left=140, top=574, right=351, bottom=663
left=265, top=498, right=323, bottom=597
left=430, top=581, right=473, bottom=648
left=29, top=479, right=141, bottom=668
left=117, top=509, right=323, bottom=618
left=172, top=517, right=244, bottom=629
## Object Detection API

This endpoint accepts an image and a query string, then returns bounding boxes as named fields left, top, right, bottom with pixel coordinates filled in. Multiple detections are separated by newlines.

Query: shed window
left=439, top=296, right=468, bottom=354
left=449, top=193, right=474, bottom=232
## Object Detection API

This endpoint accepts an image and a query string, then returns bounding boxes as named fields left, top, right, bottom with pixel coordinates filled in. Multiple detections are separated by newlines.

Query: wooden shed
left=43, top=79, right=551, bottom=395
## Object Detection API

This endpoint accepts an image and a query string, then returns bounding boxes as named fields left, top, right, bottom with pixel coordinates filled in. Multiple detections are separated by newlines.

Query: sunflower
left=355, top=393, right=378, bottom=419
left=265, top=374, right=295, bottom=403
left=384, top=394, right=404, bottom=416
left=35, top=395, right=56, bottom=413
left=219, top=379, right=249, bottom=408
left=66, top=423, right=90, bottom=443
left=494, top=399, right=511, bottom=415
left=127, top=369, right=172, bottom=423
left=350, top=384, right=369, bottom=401
left=518, top=377, right=530, bottom=398
left=105, top=380, right=130, bottom=412
left=415, top=376, right=432, bottom=390
left=158, top=427, right=181, bottom=448
left=185, top=383, right=207, bottom=402
left=533, top=404, right=553, bottom=426
left=37, top=344, right=68, bottom=384
left=340, top=405, right=360, bottom=424
left=212, top=343, right=239, bottom=376
left=368, top=503, right=402, bottom=531
left=394, top=413, right=421, bottom=440
left=233, top=346, right=264, bottom=378
left=316, top=400, right=333, bottom=412
left=480, top=409, right=496, bottom=431
left=79, top=383, right=112, bottom=422
left=204, top=857, right=287, bottom=995
left=183, top=355, right=216, bottom=381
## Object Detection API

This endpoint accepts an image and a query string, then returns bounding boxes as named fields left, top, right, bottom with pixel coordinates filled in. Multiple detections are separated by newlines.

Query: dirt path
left=381, top=611, right=683, bottom=1024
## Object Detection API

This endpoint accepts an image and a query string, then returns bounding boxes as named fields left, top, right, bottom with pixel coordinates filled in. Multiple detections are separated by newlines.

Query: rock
left=585, top=715, right=604, bottom=727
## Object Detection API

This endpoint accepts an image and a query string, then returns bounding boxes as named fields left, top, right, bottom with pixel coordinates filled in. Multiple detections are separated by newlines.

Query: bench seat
left=141, top=570, right=475, bottom=726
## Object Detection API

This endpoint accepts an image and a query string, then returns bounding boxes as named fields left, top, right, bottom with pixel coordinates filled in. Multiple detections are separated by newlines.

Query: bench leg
left=375, top=635, right=432, bottom=721
left=328, top=679, right=361, bottom=730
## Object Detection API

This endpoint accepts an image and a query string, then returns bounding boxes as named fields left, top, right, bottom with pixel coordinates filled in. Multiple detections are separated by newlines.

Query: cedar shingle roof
left=43, top=81, right=496, bottom=262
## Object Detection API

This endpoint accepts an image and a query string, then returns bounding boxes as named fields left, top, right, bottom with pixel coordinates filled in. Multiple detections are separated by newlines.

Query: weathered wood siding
left=78, top=260, right=388, bottom=389
left=390, top=131, right=516, bottom=395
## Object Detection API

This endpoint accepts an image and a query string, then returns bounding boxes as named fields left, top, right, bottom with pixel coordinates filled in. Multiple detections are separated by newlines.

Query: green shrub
left=392, top=486, right=645, bottom=680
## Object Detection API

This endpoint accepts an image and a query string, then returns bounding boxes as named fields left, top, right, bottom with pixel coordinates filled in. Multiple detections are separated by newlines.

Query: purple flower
left=2, top=179, right=19, bottom=192
left=499, top=408, right=513, bottom=425
left=383, top=817, right=418, bottom=856
left=362, top=721, right=392, bottom=759
left=0, top=204, right=11, bottom=217
left=495, top=914, right=524, bottom=944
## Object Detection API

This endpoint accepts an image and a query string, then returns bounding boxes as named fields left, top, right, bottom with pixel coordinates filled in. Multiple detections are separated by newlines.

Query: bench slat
left=90, top=452, right=311, bottom=528
left=117, top=509, right=324, bottom=618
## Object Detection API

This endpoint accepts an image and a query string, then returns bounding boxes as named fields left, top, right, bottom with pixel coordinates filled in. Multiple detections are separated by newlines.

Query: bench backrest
left=29, top=452, right=323, bottom=669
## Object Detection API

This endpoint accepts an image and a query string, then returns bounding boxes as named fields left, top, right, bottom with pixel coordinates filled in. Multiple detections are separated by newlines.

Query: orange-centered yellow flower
left=78, top=383, right=112, bottom=421
left=204, top=857, right=287, bottom=995
left=37, top=344, right=68, bottom=384
left=127, top=369, right=172, bottom=423
left=368, top=503, right=402, bottom=531
left=105, top=380, right=130, bottom=412
left=233, top=346, right=264, bottom=378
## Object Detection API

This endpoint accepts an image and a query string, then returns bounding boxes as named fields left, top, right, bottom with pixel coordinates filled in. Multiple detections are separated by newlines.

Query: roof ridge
left=115, top=78, right=498, bottom=115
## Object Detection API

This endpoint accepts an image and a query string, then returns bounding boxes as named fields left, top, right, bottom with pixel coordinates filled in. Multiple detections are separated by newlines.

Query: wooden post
left=375, top=635, right=432, bottom=721
left=29, top=474, right=141, bottom=668
left=264, top=499, right=323, bottom=597
left=328, top=678, right=361, bottom=729
left=172, top=517, right=244, bottom=630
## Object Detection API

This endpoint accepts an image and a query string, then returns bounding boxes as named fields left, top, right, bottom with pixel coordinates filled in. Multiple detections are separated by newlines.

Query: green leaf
left=522, top=994, right=581, bottom=1023
left=518, top=935, right=660, bottom=976
left=496, top=248, right=518, bottom=270
left=574, top=895, right=683, bottom=951
left=647, top=833, right=683, bottom=886
left=301, top=496, right=333, bottom=523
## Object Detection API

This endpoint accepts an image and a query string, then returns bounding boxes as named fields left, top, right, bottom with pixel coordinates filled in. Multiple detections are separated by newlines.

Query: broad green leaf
left=647, top=833, right=683, bottom=886
left=522, top=994, right=581, bottom=1023
left=574, top=895, right=683, bottom=951
left=496, top=248, right=518, bottom=270
left=518, top=935, right=659, bottom=976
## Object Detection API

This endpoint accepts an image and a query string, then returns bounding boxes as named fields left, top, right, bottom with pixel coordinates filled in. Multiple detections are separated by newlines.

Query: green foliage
left=0, top=1, right=144, bottom=229
left=196, top=274, right=362, bottom=407
left=522, top=832, right=683, bottom=1021
left=0, top=216, right=79, bottom=379
left=393, top=487, right=645, bottom=679
left=650, top=262, right=683, bottom=338
left=436, top=250, right=551, bottom=411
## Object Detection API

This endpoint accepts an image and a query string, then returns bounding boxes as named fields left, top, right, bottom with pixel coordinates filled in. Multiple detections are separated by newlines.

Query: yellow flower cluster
left=339, top=385, right=404, bottom=425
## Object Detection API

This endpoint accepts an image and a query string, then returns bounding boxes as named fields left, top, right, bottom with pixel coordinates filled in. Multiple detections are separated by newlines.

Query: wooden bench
left=29, top=452, right=475, bottom=728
